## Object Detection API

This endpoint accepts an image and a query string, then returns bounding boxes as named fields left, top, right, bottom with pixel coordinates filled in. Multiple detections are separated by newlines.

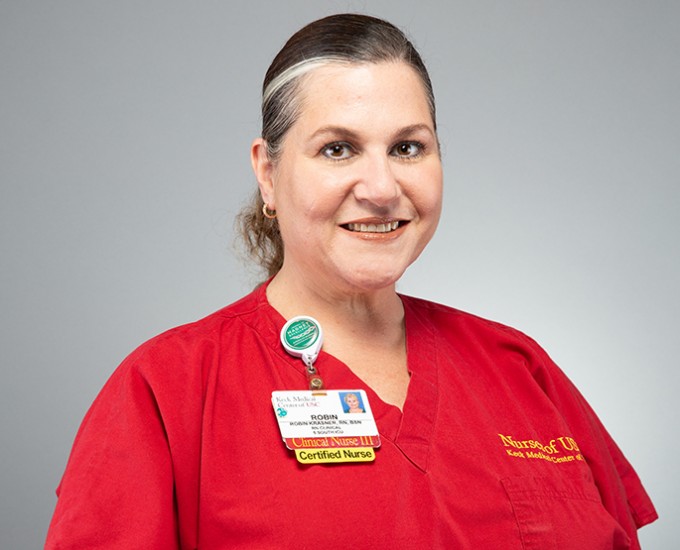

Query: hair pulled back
left=237, top=13, right=436, bottom=279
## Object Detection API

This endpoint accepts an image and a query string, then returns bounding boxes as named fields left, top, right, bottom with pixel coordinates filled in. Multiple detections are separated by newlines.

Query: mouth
left=341, top=220, right=407, bottom=234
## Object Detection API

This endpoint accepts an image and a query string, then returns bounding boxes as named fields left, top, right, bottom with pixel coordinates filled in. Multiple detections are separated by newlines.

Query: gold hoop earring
left=262, top=203, right=277, bottom=219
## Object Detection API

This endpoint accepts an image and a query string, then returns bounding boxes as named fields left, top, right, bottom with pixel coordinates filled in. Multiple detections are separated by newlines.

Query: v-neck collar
left=252, top=283, right=439, bottom=472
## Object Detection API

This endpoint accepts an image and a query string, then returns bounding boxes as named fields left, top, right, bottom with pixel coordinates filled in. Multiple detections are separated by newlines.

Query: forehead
left=293, top=61, right=434, bottom=130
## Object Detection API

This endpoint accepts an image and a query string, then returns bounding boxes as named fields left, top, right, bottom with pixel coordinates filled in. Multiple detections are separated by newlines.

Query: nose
left=352, top=153, right=401, bottom=207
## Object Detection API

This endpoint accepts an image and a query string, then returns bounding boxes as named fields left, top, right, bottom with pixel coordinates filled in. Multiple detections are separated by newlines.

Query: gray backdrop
left=1, top=1, right=677, bottom=547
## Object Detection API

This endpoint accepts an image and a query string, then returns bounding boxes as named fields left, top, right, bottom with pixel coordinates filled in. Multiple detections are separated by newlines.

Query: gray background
left=1, top=1, right=677, bottom=547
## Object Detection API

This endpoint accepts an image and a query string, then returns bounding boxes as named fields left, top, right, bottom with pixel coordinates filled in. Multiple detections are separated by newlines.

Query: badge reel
left=272, top=316, right=382, bottom=464
left=280, top=316, right=325, bottom=391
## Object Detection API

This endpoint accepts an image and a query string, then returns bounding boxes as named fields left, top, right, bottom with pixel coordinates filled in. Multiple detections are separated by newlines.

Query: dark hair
left=238, top=13, right=436, bottom=279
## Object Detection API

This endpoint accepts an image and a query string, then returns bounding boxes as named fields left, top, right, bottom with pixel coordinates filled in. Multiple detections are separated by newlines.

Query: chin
left=340, top=265, right=406, bottom=292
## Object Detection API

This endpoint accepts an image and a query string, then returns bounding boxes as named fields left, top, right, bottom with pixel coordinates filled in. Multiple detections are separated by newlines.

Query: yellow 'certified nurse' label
left=294, top=447, right=376, bottom=464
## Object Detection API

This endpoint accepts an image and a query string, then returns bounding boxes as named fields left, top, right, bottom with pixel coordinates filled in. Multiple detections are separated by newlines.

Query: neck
left=266, top=264, right=405, bottom=351
left=268, top=264, right=403, bottom=320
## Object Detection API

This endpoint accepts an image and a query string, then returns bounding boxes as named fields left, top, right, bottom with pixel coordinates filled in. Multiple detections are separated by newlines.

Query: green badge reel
left=280, top=316, right=324, bottom=390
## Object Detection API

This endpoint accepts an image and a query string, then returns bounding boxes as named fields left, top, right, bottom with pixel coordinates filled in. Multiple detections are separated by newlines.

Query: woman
left=343, top=392, right=365, bottom=414
left=46, top=14, right=657, bottom=549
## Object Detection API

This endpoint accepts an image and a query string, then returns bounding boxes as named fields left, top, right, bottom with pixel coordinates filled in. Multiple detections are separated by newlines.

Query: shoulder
left=118, top=287, right=270, bottom=383
left=401, top=294, right=544, bottom=353
left=400, top=293, right=566, bottom=392
left=402, top=294, right=597, bottom=419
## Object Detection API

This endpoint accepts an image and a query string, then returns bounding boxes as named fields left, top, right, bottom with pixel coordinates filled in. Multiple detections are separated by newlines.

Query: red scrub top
left=46, top=284, right=657, bottom=549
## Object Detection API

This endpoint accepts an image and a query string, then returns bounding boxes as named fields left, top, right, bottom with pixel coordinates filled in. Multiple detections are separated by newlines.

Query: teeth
left=347, top=221, right=401, bottom=233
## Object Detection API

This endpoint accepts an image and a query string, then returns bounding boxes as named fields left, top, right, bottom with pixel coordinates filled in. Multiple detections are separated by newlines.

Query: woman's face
left=255, top=61, right=443, bottom=294
left=345, top=394, right=359, bottom=408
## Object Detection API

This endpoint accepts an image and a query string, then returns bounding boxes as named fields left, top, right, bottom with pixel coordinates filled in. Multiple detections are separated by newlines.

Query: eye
left=391, top=141, right=424, bottom=159
left=321, top=142, right=354, bottom=160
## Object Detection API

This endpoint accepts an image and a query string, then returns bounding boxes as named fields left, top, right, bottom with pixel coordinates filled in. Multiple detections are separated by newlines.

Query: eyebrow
left=309, top=123, right=435, bottom=142
left=309, top=126, right=361, bottom=142
left=392, top=123, right=436, bottom=141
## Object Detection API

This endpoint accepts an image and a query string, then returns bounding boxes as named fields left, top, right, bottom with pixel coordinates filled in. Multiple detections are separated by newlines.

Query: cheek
left=290, top=186, right=350, bottom=224
left=411, top=166, right=444, bottom=216
left=427, top=164, right=444, bottom=205
left=275, top=163, right=344, bottom=218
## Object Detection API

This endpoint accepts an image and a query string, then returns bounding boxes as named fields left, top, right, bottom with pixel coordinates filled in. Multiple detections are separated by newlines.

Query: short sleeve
left=45, top=354, right=180, bottom=549
left=515, top=332, right=658, bottom=546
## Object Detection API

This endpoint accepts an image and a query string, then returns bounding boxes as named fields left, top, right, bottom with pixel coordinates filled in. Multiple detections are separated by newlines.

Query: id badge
left=272, top=389, right=381, bottom=464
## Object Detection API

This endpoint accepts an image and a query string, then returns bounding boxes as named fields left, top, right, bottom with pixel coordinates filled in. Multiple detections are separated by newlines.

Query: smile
left=344, top=221, right=401, bottom=233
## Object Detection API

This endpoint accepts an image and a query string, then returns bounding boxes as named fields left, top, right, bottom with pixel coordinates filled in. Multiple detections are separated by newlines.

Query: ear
left=250, top=138, right=276, bottom=208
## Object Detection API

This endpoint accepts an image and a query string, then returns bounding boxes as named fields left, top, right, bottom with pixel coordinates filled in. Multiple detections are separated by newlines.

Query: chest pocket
left=501, top=474, right=631, bottom=550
